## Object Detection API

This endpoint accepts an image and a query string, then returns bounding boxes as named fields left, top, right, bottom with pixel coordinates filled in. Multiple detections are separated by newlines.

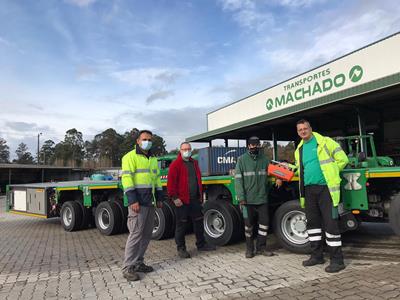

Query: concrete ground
left=1, top=196, right=400, bottom=300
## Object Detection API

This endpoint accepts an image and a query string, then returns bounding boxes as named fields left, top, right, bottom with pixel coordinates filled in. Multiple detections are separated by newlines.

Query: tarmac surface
left=1, top=196, right=400, bottom=299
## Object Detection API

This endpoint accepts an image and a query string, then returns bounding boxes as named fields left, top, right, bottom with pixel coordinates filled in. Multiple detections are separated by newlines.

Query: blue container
left=197, top=147, right=247, bottom=176
left=91, top=174, right=106, bottom=181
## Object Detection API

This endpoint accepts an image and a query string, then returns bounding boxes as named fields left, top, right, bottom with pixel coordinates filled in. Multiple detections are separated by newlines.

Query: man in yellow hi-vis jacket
left=295, top=119, right=348, bottom=273
left=121, top=130, right=163, bottom=281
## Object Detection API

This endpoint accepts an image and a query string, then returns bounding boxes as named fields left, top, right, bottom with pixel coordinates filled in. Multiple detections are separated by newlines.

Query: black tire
left=115, top=200, right=128, bottom=233
left=203, top=200, right=241, bottom=246
left=389, top=193, right=400, bottom=235
left=60, top=201, right=83, bottom=232
left=273, top=200, right=311, bottom=254
left=94, top=201, right=122, bottom=235
left=76, top=201, right=93, bottom=230
left=152, top=201, right=175, bottom=240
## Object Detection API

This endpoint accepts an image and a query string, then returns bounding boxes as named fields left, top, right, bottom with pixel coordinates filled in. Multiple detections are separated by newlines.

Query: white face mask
left=182, top=150, right=192, bottom=159
left=140, top=140, right=152, bottom=151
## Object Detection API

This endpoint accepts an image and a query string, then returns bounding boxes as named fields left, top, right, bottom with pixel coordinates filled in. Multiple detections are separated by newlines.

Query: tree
left=40, top=140, right=56, bottom=165
left=93, top=128, right=124, bottom=167
left=119, top=128, right=140, bottom=158
left=0, top=137, right=10, bottom=163
left=14, top=143, right=34, bottom=164
left=54, top=129, right=85, bottom=167
left=152, top=134, right=167, bottom=156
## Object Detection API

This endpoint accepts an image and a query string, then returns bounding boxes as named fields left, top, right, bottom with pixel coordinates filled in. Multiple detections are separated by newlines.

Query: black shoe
left=135, top=263, right=154, bottom=273
left=256, top=249, right=274, bottom=257
left=122, top=269, right=140, bottom=281
left=178, top=249, right=191, bottom=259
left=197, top=243, right=216, bottom=251
left=245, top=250, right=254, bottom=258
left=325, top=263, right=345, bottom=273
left=302, top=257, right=325, bottom=267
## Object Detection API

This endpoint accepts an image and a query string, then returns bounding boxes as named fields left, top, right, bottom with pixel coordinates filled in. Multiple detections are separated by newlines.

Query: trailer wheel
left=152, top=201, right=175, bottom=240
left=389, top=193, right=400, bottom=235
left=203, top=200, right=241, bottom=246
left=77, top=201, right=93, bottom=230
left=94, top=201, right=122, bottom=235
left=273, top=200, right=311, bottom=254
left=115, top=200, right=128, bottom=233
left=60, top=201, right=83, bottom=232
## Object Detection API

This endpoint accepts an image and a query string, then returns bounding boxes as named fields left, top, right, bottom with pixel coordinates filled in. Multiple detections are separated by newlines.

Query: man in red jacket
left=167, top=142, right=216, bottom=258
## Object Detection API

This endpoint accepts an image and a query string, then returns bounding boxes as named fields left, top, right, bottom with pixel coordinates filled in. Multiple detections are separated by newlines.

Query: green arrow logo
left=349, top=65, right=363, bottom=83
left=266, top=98, right=273, bottom=111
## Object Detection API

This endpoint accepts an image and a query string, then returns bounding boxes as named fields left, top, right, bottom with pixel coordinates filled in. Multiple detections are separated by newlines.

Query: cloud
left=146, top=90, right=175, bottom=104
left=218, top=0, right=274, bottom=31
left=112, top=67, right=188, bottom=88
left=65, top=0, right=97, bottom=7
left=277, top=0, right=327, bottom=7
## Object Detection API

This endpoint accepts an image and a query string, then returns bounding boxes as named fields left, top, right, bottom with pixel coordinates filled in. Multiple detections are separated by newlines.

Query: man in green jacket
left=235, top=136, right=282, bottom=258
left=294, top=119, right=349, bottom=273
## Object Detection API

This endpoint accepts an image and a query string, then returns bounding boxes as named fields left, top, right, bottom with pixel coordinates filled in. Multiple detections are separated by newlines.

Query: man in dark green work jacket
left=235, top=136, right=282, bottom=258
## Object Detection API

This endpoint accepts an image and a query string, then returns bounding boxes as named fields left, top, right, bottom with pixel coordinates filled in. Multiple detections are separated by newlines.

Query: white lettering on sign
left=217, top=157, right=237, bottom=164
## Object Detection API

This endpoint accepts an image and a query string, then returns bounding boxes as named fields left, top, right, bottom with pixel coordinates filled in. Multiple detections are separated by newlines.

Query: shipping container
left=197, top=147, right=247, bottom=176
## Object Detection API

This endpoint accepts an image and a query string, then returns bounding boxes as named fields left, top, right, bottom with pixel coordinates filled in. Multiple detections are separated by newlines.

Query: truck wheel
left=94, top=201, right=122, bottom=235
left=77, top=201, right=93, bottom=230
left=115, top=200, right=128, bottom=233
left=389, top=193, right=400, bottom=235
left=60, top=201, right=83, bottom=232
left=273, top=200, right=311, bottom=254
left=152, top=201, right=175, bottom=240
left=203, top=201, right=240, bottom=246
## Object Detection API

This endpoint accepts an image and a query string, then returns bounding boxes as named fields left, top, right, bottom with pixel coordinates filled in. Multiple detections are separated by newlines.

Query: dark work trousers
left=304, top=185, right=344, bottom=264
left=242, top=203, right=269, bottom=251
left=174, top=198, right=205, bottom=250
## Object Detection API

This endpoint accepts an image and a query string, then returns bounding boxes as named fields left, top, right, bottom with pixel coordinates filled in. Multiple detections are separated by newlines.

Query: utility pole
left=37, top=132, right=42, bottom=165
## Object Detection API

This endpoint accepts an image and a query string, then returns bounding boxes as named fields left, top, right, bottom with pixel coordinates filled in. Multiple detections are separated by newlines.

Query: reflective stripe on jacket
left=234, top=151, right=271, bottom=205
left=121, top=147, right=162, bottom=206
left=294, top=132, right=349, bottom=208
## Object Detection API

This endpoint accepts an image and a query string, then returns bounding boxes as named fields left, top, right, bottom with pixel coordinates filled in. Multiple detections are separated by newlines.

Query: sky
left=1, top=0, right=400, bottom=158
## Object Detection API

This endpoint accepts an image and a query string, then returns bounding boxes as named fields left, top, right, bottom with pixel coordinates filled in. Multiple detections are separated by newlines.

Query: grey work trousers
left=122, top=205, right=155, bottom=271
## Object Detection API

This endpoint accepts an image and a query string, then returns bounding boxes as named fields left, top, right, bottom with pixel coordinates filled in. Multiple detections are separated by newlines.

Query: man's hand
left=239, top=200, right=246, bottom=206
left=156, top=201, right=163, bottom=208
left=173, top=198, right=183, bottom=207
left=275, top=179, right=283, bottom=188
left=130, top=202, right=140, bottom=213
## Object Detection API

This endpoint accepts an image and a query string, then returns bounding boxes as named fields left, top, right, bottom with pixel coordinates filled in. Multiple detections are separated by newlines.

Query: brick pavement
left=1, top=196, right=400, bottom=300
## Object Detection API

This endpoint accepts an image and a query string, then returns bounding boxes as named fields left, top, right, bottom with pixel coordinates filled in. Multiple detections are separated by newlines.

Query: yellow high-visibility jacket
left=121, top=146, right=163, bottom=206
left=294, top=132, right=349, bottom=208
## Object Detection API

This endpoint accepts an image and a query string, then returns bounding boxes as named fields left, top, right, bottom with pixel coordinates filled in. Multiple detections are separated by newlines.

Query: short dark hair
left=137, top=130, right=153, bottom=140
left=296, top=119, right=311, bottom=126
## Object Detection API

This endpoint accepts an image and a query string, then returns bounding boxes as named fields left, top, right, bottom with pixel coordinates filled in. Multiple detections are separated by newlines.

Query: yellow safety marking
left=9, top=211, right=47, bottom=218
left=89, top=186, right=118, bottom=190
left=201, top=180, right=232, bottom=184
left=367, top=172, right=400, bottom=178
left=57, top=187, right=79, bottom=191
left=36, top=189, right=44, bottom=192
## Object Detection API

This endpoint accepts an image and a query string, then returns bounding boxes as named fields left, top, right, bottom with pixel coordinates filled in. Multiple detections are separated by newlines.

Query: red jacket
left=167, top=152, right=203, bottom=204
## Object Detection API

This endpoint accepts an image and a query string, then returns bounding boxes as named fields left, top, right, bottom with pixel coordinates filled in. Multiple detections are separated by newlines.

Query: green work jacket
left=234, top=151, right=271, bottom=205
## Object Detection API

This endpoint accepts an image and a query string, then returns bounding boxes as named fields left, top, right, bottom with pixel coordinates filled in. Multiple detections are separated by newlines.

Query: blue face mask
left=182, top=150, right=192, bottom=159
left=140, top=140, right=152, bottom=151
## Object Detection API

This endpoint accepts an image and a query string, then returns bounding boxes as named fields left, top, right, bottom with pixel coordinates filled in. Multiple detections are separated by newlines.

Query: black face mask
left=249, top=148, right=259, bottom=155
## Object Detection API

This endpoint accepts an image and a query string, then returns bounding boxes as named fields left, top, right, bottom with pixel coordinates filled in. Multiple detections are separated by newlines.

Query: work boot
left=178, top=248, right=191, bottom=258
left=197, top=243, right=216, bottom=251
left=122, top=269, right=140, bottom=281
left=135, top=262, right=154, bottom=273
left=245, top=238, right=254, bottom=258
left=325, top=263, right=345, bottom=273
left=256, top=249, right=274, bottom=257
left=302, top=257, right=325, bottom=267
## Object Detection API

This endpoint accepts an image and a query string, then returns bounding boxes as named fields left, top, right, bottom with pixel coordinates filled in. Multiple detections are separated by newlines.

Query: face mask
left=249, top=148, right=259, bottom=155
left=182, top=150, right=192, bottom=159
left=140, top=140, right=152, bottom=151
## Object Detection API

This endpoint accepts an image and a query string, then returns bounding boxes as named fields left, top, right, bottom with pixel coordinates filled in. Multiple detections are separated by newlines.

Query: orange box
left=267, top=164, right=294, bottom=181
